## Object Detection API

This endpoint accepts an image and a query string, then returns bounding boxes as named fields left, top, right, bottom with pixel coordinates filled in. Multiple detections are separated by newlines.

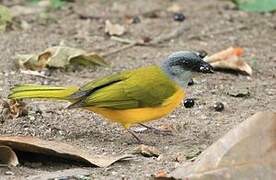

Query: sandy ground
left=0, top=0, right=276, bottom=179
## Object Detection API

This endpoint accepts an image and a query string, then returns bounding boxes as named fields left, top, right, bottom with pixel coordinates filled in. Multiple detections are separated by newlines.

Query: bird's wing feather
left=81, top=66, right=178, bottom=109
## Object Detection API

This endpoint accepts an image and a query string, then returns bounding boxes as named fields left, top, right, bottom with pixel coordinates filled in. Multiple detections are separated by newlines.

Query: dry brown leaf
left=17, top=46, right=108, bottom=71
left=205, top=47, right=253, bottom=75
left=155, top=170, right=167, bottom=178
left=132, top=144, right=160, bottom=157
left=105, top=20, right=125, bottom=36
left=165, top=112, right=276, bottom=179
left=0, top=136, right=132, bottom=167
left=8, top=99, right=28, bottom=118
left=0, top=145, right=19, bottom=166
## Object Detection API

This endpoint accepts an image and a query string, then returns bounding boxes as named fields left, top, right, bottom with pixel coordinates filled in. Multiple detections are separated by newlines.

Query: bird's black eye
left=198, top=63, right=214, bottom=73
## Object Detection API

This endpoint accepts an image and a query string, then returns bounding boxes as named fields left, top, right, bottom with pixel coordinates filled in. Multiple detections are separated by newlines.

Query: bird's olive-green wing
left=79, top=66, right=178, bottom=109
left=69, top=69, right=132, bottom=99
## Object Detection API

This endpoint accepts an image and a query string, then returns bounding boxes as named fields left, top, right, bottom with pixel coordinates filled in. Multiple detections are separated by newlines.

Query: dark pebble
left=188, top=79, right=194, bottom=86
left=184, top=98, right=194, bottom=108
left=213, top=102, right=224, bottom=112
left=132, top=16, right=141, bottom=24
left=173, top=13, right=186, bottom=22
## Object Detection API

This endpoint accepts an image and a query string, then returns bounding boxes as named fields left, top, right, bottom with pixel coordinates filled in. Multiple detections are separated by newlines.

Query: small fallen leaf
left=17, top=46, right=108, bottom=71
left=166, top=112, right=276, bottom=179
left=0, top=99, right=27, bottom=119
left=227, top=87, right=250, bottom=97
left=8, top=99, right=28, bottom=118
left=132, top=144, right=160, bottom=157
left=167, top=3, right=182, bottom=13
left=155, top=170, right=167, bottom=178
left=233, top=0, right=276, bottom=12
left=0, top=136, right=132, bottom=167
left=0, top=5, right=12, bottom=32
left=105, top=20, right=125, bottom=36
left=205, top=47, right=253, bottom=75
left=0, top=145, right=19, bottom=166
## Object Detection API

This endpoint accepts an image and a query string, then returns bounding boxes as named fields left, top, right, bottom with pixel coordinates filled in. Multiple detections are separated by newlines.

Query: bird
left=8, top=51, right=213, bottom=142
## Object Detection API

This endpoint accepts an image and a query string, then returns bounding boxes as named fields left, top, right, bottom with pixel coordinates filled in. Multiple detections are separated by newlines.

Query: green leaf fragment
left=233, top=0, right=276, bottom=12
left=0, top=5, right=12, bottom=32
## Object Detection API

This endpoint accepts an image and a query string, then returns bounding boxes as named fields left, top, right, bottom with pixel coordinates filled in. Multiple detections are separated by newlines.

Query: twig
left=102, top=23, right=187, bottom=57
left=20, top=70, right=58, bottom=81
left=101, top=43, right=137, bottom=57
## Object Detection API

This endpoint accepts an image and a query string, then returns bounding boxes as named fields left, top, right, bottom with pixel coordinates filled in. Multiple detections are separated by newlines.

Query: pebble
left=173, top=12, right=186, bottom=22
left=5, top=171, right=14, bottom=176
left=184, top=98, right=195, bottom=108
left=213, top=102, right=224, bottom=112
left=187, top=79, right=194, bottom=86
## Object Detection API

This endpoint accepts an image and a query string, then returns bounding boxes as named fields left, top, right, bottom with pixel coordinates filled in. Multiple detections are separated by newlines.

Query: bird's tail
left=8, top=84, right=79, bottom=101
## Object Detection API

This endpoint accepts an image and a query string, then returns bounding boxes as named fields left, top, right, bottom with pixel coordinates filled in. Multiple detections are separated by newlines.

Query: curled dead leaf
left=1, top=99, right=27, bottom=118
left=205, top=47, right=253, bottom=75
left=0, top=136, right=132, bottom=167
left=166, top=112, right=276, bottom=179
left=0, top=145, right=19, bottom=166
left=8, top=99, right=28, bottom=118
left=132, top=144, right=160, bottom=157
left=105, top=20, right=125, bottom=36
left=17, top=46, right=108, bottom=71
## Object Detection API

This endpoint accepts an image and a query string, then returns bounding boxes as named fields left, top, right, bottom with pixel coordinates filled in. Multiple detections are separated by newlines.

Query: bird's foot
left=127, top=129, right=144, bottom=144
left=138, top=123, right=173, bottom=136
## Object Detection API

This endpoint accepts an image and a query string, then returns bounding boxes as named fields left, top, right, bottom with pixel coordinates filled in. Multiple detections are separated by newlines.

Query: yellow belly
left=86, top=88, right=185, bottom=129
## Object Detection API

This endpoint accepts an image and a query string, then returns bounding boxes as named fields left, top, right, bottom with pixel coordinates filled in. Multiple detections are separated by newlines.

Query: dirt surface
left=0, top=0, right=276, bottom=179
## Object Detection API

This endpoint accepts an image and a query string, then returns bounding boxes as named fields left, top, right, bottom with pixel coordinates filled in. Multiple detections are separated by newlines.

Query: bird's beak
left=197, top=60, right=214, bottom=73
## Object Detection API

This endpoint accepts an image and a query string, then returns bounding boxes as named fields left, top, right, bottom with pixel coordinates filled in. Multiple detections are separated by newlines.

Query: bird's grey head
left=162, top=51, right=213, bottom=87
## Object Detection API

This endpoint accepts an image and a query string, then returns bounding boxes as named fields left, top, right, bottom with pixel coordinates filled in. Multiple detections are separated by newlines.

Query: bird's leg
left=127, top=129, right=143, bottom=144
left=138, top=123, right=173, bottom=135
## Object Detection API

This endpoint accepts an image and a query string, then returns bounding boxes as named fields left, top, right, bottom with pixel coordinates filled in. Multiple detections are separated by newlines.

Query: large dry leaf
left=166, top=111, right=276, bottom=179
left=205, top=47, right=253, bottom=75
left=0, top=5, right=12, bottom=32
left=17, top=46, right=108, bottom=71
left=105, top=20, right=125, bottom=36
left=0, top=145, right=19, bottom=166
left=0, top=136, right=132, bottom=167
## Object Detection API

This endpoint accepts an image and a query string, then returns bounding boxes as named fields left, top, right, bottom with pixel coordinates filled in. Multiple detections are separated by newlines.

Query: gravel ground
left=0, top=0, right=275, bottom=179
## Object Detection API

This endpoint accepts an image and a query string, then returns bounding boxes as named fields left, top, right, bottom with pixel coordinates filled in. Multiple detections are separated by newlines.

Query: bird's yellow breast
left=86, top=87, right=185, bottom=129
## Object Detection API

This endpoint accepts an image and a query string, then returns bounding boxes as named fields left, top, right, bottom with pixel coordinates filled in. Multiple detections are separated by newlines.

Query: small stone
left=184, top=98, right=194, bottom=108
left=213, top=102, right=224, bottom=112
left=187, top=79, right=194, bottom=86
left=5, top=171, right=14, bottom=176
left=132, top=16, right=141, bottom=24
left=173, top=12, right=185, bottom=22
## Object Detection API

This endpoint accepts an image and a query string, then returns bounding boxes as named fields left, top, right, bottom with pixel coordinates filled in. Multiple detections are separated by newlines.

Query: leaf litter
left=163, top=111, right=276, bottom=179
left=0, top=136, right=132, bottom=168
left=205, top=47, right=253, bottom=75
left=0, top=145, right=19, bottom=166
left=105, top=20, right=126, bottom=36
left=16, top=45, right=108, bottom=71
